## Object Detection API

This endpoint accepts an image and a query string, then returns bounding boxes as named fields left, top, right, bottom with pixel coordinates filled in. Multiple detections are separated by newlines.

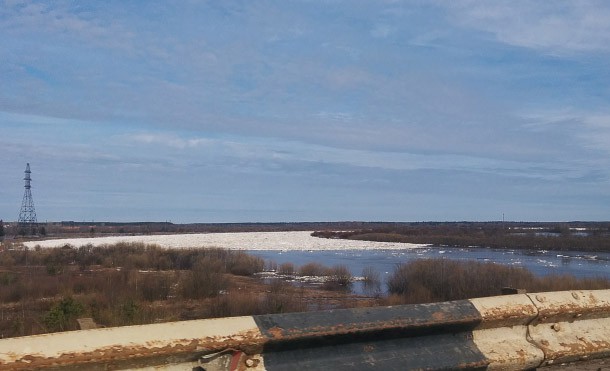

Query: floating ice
left=24, top=231, right=428, bottom=251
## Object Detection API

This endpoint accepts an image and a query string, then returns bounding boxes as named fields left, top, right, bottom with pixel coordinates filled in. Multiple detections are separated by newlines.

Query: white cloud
left=580, top=114, right=610, bottom=153
left=0, top=111, right=91, bottom=126
left=129, top=133, right=210, bottom=149
left=125, top=130, right=584, bottom=182
left=519, top=109, right=610, bottom=165
left=443, top=1, right=610, bottom=54
left=0, top=1, right=135, bottom=51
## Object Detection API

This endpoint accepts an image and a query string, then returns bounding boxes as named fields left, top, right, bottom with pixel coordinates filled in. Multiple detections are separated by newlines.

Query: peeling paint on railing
left=0, top=290, right=609, bottom=370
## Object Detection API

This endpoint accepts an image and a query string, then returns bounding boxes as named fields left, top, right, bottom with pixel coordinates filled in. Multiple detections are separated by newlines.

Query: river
left=249, top=247, right=610, bottom=294
left=25, top=231, right=610, bottom=295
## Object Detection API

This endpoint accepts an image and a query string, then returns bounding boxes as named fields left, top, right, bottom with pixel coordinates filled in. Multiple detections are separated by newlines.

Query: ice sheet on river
left=24, top=231, right=428, bottom=251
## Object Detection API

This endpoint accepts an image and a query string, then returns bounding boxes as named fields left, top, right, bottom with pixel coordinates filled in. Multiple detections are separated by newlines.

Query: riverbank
left=9, top=221, right=610, bottom=253
left=312, top=223, right=610, bottom=252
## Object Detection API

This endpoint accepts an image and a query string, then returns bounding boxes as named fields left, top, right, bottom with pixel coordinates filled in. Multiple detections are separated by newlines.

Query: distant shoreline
left=7, top=220, right=610, bottom=253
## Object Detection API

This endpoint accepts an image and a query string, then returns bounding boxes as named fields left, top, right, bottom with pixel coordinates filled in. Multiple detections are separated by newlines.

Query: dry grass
left=0, top=243, right=359, bottom=338
left=2, top=243, right=609, bottom=339
left=386, top=258, right=610, bottom=304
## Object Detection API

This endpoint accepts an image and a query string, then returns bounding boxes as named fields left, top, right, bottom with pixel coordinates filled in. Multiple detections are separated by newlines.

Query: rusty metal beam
left=254, top=301, right=487, bottom=370
left=528, top=290, right=610, bottom=367
left=0, top=290, right=609, bottom=370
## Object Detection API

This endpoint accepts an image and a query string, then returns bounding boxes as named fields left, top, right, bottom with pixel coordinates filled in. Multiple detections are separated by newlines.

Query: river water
left=25, top=231, right=610, bottom=295
left=249, top=247, right=610, bottom=295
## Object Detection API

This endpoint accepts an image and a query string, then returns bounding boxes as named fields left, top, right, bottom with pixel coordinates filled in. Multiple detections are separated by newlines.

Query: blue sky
left=1, top=1, right=610, bottom=223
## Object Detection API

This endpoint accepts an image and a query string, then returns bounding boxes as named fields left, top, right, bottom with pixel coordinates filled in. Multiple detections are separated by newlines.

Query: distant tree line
left=313, top=223, right=610, bottom=252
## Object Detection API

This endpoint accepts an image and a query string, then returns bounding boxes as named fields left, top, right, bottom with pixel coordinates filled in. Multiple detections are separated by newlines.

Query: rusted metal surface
left=538, top=357, right=610, bottom=370
left=473, top=326, right=544, bottom=370
left=470, top=295, right=543, bottom=370
left=527, top=290, right=610, bottom=367
left=1, top=290, right=610, bottom=370
left=253, top=300, right=482, bottom=343
left=253, top=301, right=487, bottom=370
left=530, top=317, right=610, bottom=367
left=470, top=295, right=538, bottom=329
left=260, top=332, right=488, bottom=370
left=528, top=290, right=610, bottom=324
left=196, top=349, right=266, bottom=371
left=0, top=316, right=264, bottom=370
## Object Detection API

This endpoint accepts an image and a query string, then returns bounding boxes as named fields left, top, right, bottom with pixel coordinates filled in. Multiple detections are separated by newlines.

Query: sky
left=1, top=1, right=610, bottom=223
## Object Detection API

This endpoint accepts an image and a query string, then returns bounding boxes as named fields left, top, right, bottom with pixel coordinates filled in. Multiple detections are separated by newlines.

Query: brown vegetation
left=0, top=242, right=369, bottom=338
left=386, top=258, right=610, bottom=304
left=1, top=239, right=609, bottom=340
left=313, top=222, right=610, bottom=252
left=8, top=221, right=384, bottom=241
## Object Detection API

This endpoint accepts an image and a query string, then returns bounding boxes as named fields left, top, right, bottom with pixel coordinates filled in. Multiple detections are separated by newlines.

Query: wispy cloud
left=443, top=1, right=610, bottom=54
left=119, top=129, right=592, bottom=184
left=0, top=1, right=135, bottom=50
left=128, top=133, right=211, bottom=150
left=2, top=1, right=609, bottom=221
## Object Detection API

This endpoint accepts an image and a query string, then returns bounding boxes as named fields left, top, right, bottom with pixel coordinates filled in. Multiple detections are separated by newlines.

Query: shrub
left=261, top=281, right=306, bottom=314
left=278, top=262, right=295, bottom=275
left=208, top=282, right=307, bottom=317
left=362, top=266, right=380, bottom=285
left=208, top=292, right=262, bottom=318
left=386, top=258, right=610, bottom=304
left=0, top=281, right=23, bottom=302
left=298, top=262, right=327, bottom=276
left=44, top=297, right=84, bottom=332
left=227, top=252, right=265, bottom=276
left=120, top=299, right=139, bottom=323
left=139, top=273, right=173, bottom=302
left=179, top=257, right=228, bottom=299
left=362, top=266, right=382, bottom=296
left=0, top=272, right=18, bottom=286
left=322, top=265, right=353, bottom=291
left=0, top=252, right=15, bottom=267
left=387, top=259, right=533, bottom=302
left=265, top=260, right=278, bottom=271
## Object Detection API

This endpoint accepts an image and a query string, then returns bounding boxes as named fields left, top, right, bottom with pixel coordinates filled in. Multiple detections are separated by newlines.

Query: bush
left=44, top=297, right=84, bottom=332
left=298, top=262, right=327, bottom=276
left=362, top=266, right=380, bottom=284
left=386, top=259, right=610, bottom=304
left=387, top=259, right=533, bottom=302
left=278, top=262, right=295, bottom=275
left=179, top=257, right=228, bottom=299
left=120, top=299, right=139, bottom=323
left=322, top=265, right=353, bottom=291
left=139, top=273, right=173, bottom=302
left=0, top=272, right=18, bottom=286
left=227, top=252, right=264, bottom=276
left=208, top=281, right=307, bottom=318
left=362, top=266, right=381, bottom=296
left=262, top=280, right=307, bottom=313
left=265, top=260, right=278, bottom=271
left=208, top=292, right=262, bottom=318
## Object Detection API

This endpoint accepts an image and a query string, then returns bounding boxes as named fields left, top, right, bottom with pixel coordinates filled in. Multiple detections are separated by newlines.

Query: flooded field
left=25, top=231, right=610, bottom=293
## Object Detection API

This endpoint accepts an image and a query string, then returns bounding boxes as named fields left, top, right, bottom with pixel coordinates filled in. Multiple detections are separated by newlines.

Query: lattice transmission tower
left=18, top=163, right=37, bottom=233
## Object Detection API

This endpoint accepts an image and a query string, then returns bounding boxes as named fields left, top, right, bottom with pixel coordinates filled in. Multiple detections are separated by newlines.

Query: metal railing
left=1, top=289, right=609, bottom=370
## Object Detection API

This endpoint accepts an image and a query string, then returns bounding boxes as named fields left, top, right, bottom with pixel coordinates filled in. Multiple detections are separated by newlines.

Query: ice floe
left=23, top=231, right=428, bottom=251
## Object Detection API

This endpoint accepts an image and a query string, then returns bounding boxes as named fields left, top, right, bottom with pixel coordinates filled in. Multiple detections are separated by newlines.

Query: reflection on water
left=249, top=247, right=610, bottom=295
